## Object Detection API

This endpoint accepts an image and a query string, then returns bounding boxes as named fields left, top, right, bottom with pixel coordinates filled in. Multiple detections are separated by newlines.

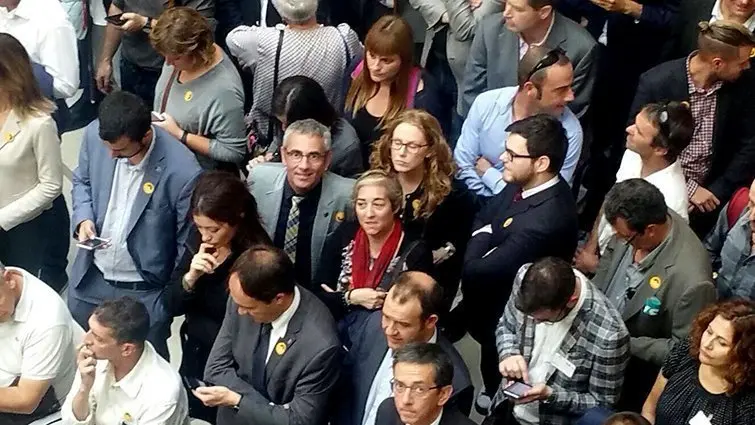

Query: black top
left=273, top=180, right=322, bottom=290
left=656, top=339, right=755, bottom=425
left=351, top=107, right=381, bottom=169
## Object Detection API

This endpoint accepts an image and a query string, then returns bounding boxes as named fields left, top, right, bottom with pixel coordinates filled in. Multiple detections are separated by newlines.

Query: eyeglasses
left=623, top=231, right=640, bottom=247
left=285, top=149, right=326, bottom=164
left=524, top=47, right=566, bottom=82
left=391, top=379, right=441, bottom=399
left=391, top=139, right=429, bottom=154
left=502, top=148, right=536, bottom=162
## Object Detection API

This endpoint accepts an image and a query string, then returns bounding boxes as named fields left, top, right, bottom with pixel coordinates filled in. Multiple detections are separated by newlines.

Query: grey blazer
left=205, top=286, right=342, bottom=425
left=461, top=11, right=598, bottom=118
left=246, top=163, right=355, bottom=281
left=593, top=211, right=717, bottom=366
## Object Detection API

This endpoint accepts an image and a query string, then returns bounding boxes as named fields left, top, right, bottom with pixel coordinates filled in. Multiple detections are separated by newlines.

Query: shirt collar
left=519, top=13, right=556, bottom=48
left=711, top=0, right=755, bottom=32
left=9, top=268, right=30, bottom=323
left=521, top=175, right=559, bottom=199
left=271, top=286, right=301, bottom=332
left=283, top=177, right=323, bottom=203
left=686, top=52, right=724, bottom=96
left=1, top=0, right=32, bottom=20
left=110, top=342, right=156, bottom=399
left=425, top=410, right=443, bottom=425
left=127, top=129, right=157, bottom=172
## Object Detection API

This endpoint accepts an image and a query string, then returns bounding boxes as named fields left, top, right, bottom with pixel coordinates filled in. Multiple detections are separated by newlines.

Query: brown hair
left=689, top=299, right=755, bottom=395
left=150, top=7, right=215, bottom=68
left=352, top=169, right=405, bottom=216
left=0, top=34, right=55, bottom=119
left=344, top=15, right=414, bottom=125
left=517, top=45, right=570, bottom=87
left=697, top=20, right=755, bottom=60
left=370, top=109, right=454, bottom=219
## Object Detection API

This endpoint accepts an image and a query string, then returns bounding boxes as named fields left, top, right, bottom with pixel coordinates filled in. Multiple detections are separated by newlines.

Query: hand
left=475, top=157, right=493, bottom=177
left=513, top=383, right=552, bottom=404
left=468, top=0, right=482, bottom=9
left=573, top=246, right=600, bottom=274
left=590, top=0, right=628, bottom=13
left=432, top=247, right=451, bottom=264
left=348, top=288, right=387, bottom=309
left=499, top=355, right=529, bottom=383
left=185, top=244, right=219, bottom=286
left=689, top=186, right=720, bottom=213
left=246, top=154, right=271, bottom=173
left=76, top=343, right=97, bottom=392
left=95, top=60, right=113, bottom=94
left=77, top=220, right=97, bottom=243
left=118, top=12, right=148, bottom=32
left=193, top=386, right=242, bottom=407
left=441, top=12, right=449, bottom=24
left=153, top=112, right=182, bottom=139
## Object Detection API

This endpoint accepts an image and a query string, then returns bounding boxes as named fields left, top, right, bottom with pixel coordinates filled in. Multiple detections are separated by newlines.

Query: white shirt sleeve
left=61, top=372, right=95, bottom=425
left=20, top=324, right=72, bottom=381
left=39, top=20, right=80, bottom=98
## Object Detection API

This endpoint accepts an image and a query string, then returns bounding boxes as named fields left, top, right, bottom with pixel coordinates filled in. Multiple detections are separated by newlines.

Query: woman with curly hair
left=641, top=299, right=755, bottom=425
left=369, top=109, right=474, bottom=315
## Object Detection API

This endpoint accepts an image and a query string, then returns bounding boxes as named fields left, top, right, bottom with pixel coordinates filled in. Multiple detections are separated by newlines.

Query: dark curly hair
left=689, top=299, right=755, bottom=395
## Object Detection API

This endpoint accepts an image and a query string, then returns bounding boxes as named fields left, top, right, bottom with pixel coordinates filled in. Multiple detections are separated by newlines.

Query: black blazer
left=629, top=58, right=755, bottom=203
left=204, top=286, right=342, bottom=425
left=665, top=0, right=714, bottom=58
left=461, top=178, right=578, bottom=323
left=375, top=398, right=476, bottom=425
left=334, top=312, right=474, bottom=425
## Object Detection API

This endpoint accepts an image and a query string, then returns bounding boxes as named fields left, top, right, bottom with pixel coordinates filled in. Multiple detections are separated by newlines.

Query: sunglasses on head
left=524, top=47, right=566, bottom=82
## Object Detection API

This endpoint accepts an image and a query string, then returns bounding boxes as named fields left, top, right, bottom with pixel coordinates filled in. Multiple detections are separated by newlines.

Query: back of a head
left=697, top=20, right=755, bottom=59
left=641, top=101, right=694, bottom=163
left=604, top=179, right=668, bottom=233
left=0, top=33, right=54, bottom=117
left=150, top=7, right=214, bottom=67
left=517, top=45, right=570, bottom=87
left=603, top=412, right=651, bottom=425
left=231, top=245, right=296, bottom=302
left=274, top=0, right=318, bottom=25
left=393, top=342, right=454, bottom=387
left=389, top=272, right=444, bottom=321
left=515, top=257, right=576, bottom=314
left=92, top=297, right=150, bottom=346
left=273, top=76, right=337, bottom=128
left=505, top=114, right=568, bottom=173
left=98, top=91, right=151, bottom=143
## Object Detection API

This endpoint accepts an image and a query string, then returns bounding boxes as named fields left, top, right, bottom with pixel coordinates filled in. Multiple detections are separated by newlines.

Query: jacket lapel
left=311, top=174, right=336, bottom=276
left=265, top=287, right=305, bottom=383
left=545, top=13, right=568, bottom=49
left=499, top=25, right=520, bottom=84
left=0, top=110, right=21, bottom=152
left=126, top=140, right=165, bottom=236
left=263, top=171, right=286, bottom=237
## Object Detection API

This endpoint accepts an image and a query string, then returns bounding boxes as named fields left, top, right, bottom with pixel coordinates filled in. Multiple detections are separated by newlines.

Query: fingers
left=320, top=284, right=335, bottom=293
left=517, top=357, right=530, bottom=383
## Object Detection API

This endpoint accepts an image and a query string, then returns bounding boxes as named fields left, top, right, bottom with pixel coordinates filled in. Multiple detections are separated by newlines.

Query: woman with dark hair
left=247, top=76, right=363, bottom=177
left=170, top=171, right=271, bottom=423
left=641, top=299, right=755, bottom=425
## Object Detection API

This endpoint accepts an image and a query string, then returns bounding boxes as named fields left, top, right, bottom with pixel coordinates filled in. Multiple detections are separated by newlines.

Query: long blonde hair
left=0, top=34, right=55, bottom=120
left=344, top=15, right=414, bottom=125
left=370, top=109, right=454, bottom=219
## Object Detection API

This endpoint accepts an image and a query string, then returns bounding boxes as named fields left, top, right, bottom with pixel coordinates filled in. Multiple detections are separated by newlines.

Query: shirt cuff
left=686, top=179, right=700, bottom=199
left=481, top=167, right=503, bottom=191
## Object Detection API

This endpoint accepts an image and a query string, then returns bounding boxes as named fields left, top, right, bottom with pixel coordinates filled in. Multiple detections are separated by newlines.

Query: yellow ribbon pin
left=335, top=211, right=345, bottom=222
left=750, top=47, right=755, bottom=58
left=3, top=132, right=13, bottom=143
left=143, top=182, right=155, bottom=195
left=503, top=217, right=513, bottom=228
left=184, top=90, right=193, bottom=102
left=412, top=199, right=421, bottom=211
left=122, top=412, right=134, bottom=425
left=275, top=341, right=287, bottom=355
left=649, top=276, right=662, bottom=290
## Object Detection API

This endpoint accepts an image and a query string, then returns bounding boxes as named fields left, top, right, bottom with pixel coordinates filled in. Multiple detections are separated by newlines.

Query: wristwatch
left=144, top=17, right=153, bottom=30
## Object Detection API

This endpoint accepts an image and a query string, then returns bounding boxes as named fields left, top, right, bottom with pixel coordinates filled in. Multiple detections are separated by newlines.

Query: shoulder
left=144, top=347, right=185, bottom=403
left=335, top=23, right=359, bottom=39
left=641, top=59, right=685, bottom=82
left=560, top=109, right=583, bottom=139
left=250, top=163, right=286, bottom=183
left=584, top=279, right=630, bottom=339
left=298, top=287, right=340, bottom=343
left=479, top=13, right=504, bottom=33
left=438, top=335, right=472, bottom=379
left=471, top=87, right=516, bottom=113
left=555, top=12, right=597, bottom=53
left=662, top=338, right=695, bottom=378
left=323, top=171, right=356, bottom=195
left=669, top=216, right=714, bottom=275
left=376, top=398, right=400, bottom=424
left=154, top=130, right=202, bottom=177
left=18, top=271, right=72, bottom=327
left=20, top=111, right=57, bottom=131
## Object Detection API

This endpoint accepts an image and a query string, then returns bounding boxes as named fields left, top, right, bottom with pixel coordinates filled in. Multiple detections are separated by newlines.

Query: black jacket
left=375, top=398, right=476, bottom=425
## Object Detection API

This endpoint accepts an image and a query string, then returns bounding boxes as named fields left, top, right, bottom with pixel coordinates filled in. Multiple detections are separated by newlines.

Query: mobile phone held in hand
left=183, top=376, right=208, bottom=390
left=503, top=381, right=533, bottom=399
left=105, top=13, right=126, bottom=26
left=76, top=237, right=111, bottom=251
left=151, top=111, right=165, bottom=122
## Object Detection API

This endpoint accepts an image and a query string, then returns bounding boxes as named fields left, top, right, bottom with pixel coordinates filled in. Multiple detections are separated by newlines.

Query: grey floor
left=60, top=128, right=486, bottom=423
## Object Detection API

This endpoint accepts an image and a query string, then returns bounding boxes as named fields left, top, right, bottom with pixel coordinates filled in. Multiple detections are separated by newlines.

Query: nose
left=398, top=388, right=413, bottom=405
left=564, top=87, right=575, bottom=103
left=365, top=205, right=375, bottom=217
left=626, top=125, right=634, bottom=136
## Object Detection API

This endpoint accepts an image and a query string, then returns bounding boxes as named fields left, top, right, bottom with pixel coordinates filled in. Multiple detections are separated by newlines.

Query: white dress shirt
left=521, top=176, right=560, bottom=199
left=266, top=287, right=301, bottom=362
left=0, top=0, right=79, bottom=98
left=61, top=342, right=189, bottom=425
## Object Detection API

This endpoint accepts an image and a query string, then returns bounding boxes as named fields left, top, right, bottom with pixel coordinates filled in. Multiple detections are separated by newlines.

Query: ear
left=142, top=128, right=153, bottom=145
left=522, top=81, right=538, bottom=97
left=652, top=145, right=669, bottom=159
left=425, top=314, right=439, bottom=329
left=711, top=57, right=724, bottom=70
left=324, top=150, right=333, bottom=170
left=438, top=385, right=453, bottom=406
left=121, top=342, right=139, bottom=358
left=533, top=155, right=551, bottom=174
left=537, top=5, right=553, bottom=19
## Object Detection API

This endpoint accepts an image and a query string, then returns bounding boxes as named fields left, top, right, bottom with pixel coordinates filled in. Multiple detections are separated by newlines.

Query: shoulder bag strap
left=267, top=28, right=285, bottom=144
left=159, top=67, right=180, bottom=114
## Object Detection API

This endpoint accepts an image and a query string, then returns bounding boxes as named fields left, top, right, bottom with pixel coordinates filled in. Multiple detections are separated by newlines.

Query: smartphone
left=503, top=381, right=533, bottom=399
left=105, top=13, right=126, bottom=26
left=183, top=376, right=208, bottom=390
left=76, top=237, right=110, bottom=251
left=151, top=111, right=165, bottom=122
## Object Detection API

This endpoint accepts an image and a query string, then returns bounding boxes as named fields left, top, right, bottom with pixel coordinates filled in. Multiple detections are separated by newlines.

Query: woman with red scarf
left=317, top=170, right=432, bottom=346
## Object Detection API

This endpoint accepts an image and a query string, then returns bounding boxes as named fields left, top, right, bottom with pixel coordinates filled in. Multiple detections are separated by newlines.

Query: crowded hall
left=4, top=0, right=755, bottom=423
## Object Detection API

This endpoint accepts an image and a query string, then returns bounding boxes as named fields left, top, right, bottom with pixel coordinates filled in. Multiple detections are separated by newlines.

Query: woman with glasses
left=317, top=170, right=433, bottom=345
left=370, top=109, right=474, bottom=316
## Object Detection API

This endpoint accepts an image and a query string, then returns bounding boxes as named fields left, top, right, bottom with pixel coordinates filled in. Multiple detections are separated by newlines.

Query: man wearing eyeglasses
left=454, top=46, right=583, bottom=199
left=593, top=179, right=715, bottom=411
left=374, top=343, right=475, bottom=425
left=247, top=119, right=355, bottom=292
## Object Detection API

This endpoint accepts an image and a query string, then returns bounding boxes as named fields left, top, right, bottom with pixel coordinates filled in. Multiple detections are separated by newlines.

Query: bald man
left=334, top=272, right=473, bottom=425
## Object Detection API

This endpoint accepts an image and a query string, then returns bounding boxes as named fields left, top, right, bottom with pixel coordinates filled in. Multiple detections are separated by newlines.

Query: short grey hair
left=273, top=0, right=318, bottom=24
left=282, top=118, right=332, bottom=151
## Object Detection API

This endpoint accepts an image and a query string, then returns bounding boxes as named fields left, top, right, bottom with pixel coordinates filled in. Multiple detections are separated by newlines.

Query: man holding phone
left=488, top=257, right=630, bottom=425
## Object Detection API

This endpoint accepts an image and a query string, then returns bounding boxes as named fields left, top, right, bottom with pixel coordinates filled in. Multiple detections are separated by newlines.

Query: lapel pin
left=411, top=199, right=421, bottom=211
left=121, top=412, right=134, bottom=425
left=275, top=341, right=287, bottom=355
left=503, top=217, right=513, bottom=228
left=3, top=132, right=13, bottom=143
left=335, top=211, right=345, bottom=222
left=143, top=182, right=155, bottom=195
left=648, top=276, right=662, bottom=290
left=184, top=90, right=193, bottom=102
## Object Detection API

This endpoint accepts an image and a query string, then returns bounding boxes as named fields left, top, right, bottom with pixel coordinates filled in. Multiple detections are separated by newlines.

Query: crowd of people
left=2, top=0, right=755, bottom=424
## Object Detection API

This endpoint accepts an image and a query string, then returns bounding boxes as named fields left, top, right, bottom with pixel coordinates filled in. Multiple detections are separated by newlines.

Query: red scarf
left=350, top=220, right=404, bottom=289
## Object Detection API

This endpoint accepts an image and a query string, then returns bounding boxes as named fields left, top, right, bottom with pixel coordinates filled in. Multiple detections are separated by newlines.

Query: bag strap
left=267, top=28, right=285, bottom=144
left=159, top=66, right=180, bottom=114
left=336, top=26, right=351, bottom=66
left=726, top=186, right=750, bottom=230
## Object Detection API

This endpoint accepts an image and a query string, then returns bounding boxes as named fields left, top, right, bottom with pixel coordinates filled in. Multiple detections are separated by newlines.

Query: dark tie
left=252, top=323, right=273, bottom=393
left=512, top=188, right=523, bottom=203
left=266, top=0, right=281, bottom=27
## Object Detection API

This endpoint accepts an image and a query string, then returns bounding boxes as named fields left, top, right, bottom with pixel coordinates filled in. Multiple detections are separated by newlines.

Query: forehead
left=635, top=110, right=657, bottom=134
left=542, top=63, right=574, bottom=88
left=383, top=293, right=422, bottom=320
left=193, top=214, right=222, bottom=227
left=708, top=314, right=735, bottom=342
left=357, top=184, right=389, bottom=200
left=228, top=273, right=259, bottom=308
left=393, top=362, right=435, bottom=383
left=393, top=123, right=426, bottom=143
left=88, top=315, right=114, bottom=340
left=507, top=0, right=534, bottom=10
left=285, top=132, right=325, bottom=152
left=506, top=133, right=529, bottom=153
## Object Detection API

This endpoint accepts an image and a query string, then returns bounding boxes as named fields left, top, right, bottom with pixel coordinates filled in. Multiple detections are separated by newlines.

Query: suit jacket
left=247, top=163, right=355, bottom=283
left=335, top=312, right=474, bottom=425
left=666, top=0, right=714, bottom=59
left=491, top=267, right=630, bottom=424
left=629, top=58, right=755, bottom=203
left=461, top=178, right=579, bottom=324
left=375, top=398, right=476, bottom=425
left=204, top=285, right=342, bottom=425
left=69, top=121, right=202, bottom=289
left=461, top=12, right=597, bottom=118
left=593, top=211, right=716, bottom=366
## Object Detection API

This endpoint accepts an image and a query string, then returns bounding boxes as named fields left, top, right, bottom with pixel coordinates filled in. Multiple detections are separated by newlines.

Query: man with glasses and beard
left=489, top=257, right=629, bottom=425
left=68, top=91, right=202, bottom=360
left=593, top=179, right=715, bottom=411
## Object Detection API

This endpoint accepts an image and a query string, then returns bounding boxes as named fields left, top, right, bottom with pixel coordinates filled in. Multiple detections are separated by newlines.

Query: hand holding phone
left=183, top=376, right=209, bottom=390
left=105, top=13, right=126, bottom=26
left=76, top=237, right=111, bottom=251
left=151, top=111, right=165, bottom=122
left=503, top=381, right=533, bottom=400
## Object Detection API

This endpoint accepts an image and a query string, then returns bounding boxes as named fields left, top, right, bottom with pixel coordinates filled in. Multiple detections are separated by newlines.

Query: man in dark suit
left=200, top=245, right=342, bottom=425
left=628, top=20, right=755, bottom=235
left=458, top=114, right=578, bottom=411
left=336, top=271, right=473, bottom=425
left=375, top=343, right=475, bottom=425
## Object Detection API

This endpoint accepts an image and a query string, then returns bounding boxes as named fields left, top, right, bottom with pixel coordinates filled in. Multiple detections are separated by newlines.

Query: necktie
left=252, top=323, right=273, bottom=393
left=512, top=188, right=523, bottom=203
left=283, top=196, right=303, bottom=262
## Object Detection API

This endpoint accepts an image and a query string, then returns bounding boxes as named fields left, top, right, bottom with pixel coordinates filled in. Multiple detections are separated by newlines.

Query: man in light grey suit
left=461, top=0, right=597, bottom=118
left=247, top=119, right=355, bottom=292
left=199, top=245, right=342, bottom=425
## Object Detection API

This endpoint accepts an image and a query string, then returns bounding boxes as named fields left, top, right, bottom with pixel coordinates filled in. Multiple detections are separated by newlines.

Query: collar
left=8, top=267, right=30, bottom=323
left=429, top=328, right=438, bottom=344
left=519, top=13, right=555, bottom=48
left=521, top=175, right=559, bottom=199
left=270, top=286, right=301, bottom=332
left=711, top=0, right=755, bottom=32
left=110, top=342, right=155, bottom=399
left=0, top=0, right=32, bottom=20
left=686, top=52, right=724, bottom=96
left=425, top=410, right=443, bottom=425
left=127, top=129, right=157, bottom=172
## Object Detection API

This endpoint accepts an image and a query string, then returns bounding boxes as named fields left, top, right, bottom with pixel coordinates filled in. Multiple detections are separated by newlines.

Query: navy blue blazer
left=69, top=121, right=203, bottom=289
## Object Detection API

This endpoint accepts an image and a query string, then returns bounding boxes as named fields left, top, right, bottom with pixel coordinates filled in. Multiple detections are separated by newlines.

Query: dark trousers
left=425, top=30, right=456, bottom=141
left=179, top=323, right=218, bottom=424
left=120, top=58, right=161, bottom=109
left=0, top=195, right=69, bottom=292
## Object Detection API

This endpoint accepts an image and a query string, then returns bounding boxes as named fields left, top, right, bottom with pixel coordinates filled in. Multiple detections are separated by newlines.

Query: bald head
left=388, top=271, right=444, bottom=320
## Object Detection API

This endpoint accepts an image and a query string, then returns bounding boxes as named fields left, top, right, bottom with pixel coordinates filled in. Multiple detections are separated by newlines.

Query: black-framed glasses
left=524, top=47, right=566, bottom=82
left=502, top=148, right=536, bottom=162
left=391, top=139, right=429, bottom=154
left=623, top=232, right=640, bottom=247
left=284, top=149, right=326, bottom=164
left=390, top=379, right=441, bottom=398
